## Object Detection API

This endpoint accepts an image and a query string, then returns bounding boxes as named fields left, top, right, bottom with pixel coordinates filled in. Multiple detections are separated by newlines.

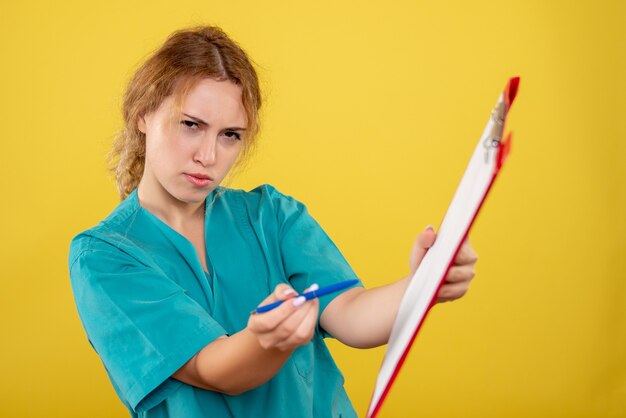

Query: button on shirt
left=68, top=184, right=364, bottom=417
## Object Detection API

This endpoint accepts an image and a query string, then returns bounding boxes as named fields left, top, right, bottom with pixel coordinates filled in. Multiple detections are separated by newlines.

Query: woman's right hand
left=247, top=283, right=319, bottom=352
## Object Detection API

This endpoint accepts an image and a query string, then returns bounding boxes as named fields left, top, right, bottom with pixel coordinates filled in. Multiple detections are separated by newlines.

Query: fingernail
left=306, top=283, right=319, bottom=292
left=282, top=288, right=296, bottom=296
left=425, top=225, right=434, bottom=232
left=292, top=296, right=306, bottom=307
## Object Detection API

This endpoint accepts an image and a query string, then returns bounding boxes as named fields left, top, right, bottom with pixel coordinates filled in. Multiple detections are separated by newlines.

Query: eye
left=180, top=120, right=199, bottom=130
left=224, top=131, right=241, bottom=141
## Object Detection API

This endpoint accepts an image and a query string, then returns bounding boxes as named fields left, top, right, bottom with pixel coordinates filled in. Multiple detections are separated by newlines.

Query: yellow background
left=1, top=1, right=624, bottom=417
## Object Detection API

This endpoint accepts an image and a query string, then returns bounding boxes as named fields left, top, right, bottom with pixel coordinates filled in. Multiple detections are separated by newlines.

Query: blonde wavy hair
left=108, top=25, right=263, bottom=200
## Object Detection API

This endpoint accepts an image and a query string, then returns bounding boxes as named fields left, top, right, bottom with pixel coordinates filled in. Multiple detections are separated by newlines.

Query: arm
left=172, top=283, right=319, bottom=395
left=320, top=226, right=478, bottom=349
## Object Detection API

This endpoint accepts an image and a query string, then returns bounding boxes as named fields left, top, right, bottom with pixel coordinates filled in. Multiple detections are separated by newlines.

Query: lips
left=187, top=173, right=212, bottom=180
left=184, top=173, right=213, bottom=187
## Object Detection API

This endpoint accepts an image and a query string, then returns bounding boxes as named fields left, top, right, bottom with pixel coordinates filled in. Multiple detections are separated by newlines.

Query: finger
left=276, top=298, right=319, bottom=351
left=271, top=283, right=319, bottom=342
left=409, top=225, right=437, bottom=273
left=249, top=292, right=307, bottom=334
left=254, top=283, right=299, bottom=319
left=272, top=300, right=315, bottom=346
left=444, top=265, right=476, bottom=283
left=252, top=301, right=311, bottom=350
left=454, top=239, right=478, bottom=266
left=436, top=281, right=470, bottom=302
left=268, top=283, right=298, bottom=303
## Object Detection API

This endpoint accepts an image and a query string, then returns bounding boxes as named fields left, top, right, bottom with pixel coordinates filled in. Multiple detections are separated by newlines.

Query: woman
left=68, top=25, right=477, bottom=417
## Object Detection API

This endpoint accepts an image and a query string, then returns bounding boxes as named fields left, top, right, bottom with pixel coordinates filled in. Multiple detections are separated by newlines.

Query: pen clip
left=484, top=99, right=506, bottom=163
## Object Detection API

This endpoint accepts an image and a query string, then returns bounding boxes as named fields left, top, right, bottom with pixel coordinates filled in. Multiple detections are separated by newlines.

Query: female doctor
left=68, top=25, right=477, bottom=418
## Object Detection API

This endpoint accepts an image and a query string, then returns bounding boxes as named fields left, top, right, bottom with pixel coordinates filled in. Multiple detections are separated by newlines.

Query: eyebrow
left=182, top=113, right=247, bottom=131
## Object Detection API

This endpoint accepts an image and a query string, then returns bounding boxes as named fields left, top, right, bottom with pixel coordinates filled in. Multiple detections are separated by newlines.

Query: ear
left=137, top=113, right=147, bottom=134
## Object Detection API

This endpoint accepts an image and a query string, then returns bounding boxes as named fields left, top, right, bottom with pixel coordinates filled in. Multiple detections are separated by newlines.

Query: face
left=138, top=78, right=247, bottom=207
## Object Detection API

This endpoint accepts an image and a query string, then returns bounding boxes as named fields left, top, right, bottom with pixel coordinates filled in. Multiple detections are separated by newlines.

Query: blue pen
left=252, top=279, right=360, bottom=314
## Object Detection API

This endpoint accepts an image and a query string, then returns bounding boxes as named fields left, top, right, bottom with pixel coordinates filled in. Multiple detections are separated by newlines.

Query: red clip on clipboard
left=367, top=77, right=520, bottom=418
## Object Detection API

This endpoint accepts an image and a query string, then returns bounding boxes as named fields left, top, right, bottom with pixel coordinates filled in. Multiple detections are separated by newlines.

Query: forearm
left=174, top=327, right=293, bottom=395
left=321, top=274, right=412, bottom=349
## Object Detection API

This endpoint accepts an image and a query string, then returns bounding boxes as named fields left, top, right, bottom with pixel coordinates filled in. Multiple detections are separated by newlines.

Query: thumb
left=409, top=225, right=436, bottom=275
left=260, top=283, right=297, bottom=305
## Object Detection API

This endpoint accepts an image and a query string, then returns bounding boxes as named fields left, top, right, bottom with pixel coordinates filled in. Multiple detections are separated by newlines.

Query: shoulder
left=68, top=231, right=140, bottom=279
left=68, top=189, right=143, bottom=270
left=231, top=183, right=306, bottom=211
left=222, top=184, right=310, bottom=229
left=223, top=183, right=289, bottom=201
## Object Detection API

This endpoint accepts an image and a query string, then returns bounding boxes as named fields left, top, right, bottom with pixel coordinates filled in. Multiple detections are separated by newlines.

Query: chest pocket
left=292, top=342, right=314, bottom=383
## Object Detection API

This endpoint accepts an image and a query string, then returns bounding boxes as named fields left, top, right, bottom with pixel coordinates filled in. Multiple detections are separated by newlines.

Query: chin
left=163, top=183, right=208, bottom=205
left=178, top=190, right=210, bottom=204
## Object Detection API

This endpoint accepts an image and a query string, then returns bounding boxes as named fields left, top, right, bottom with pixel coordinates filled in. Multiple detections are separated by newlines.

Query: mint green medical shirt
left=68, top=184, right=364, bottom=417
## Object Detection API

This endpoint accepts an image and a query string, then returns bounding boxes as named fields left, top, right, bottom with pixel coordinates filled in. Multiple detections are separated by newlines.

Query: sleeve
left=68, top=237, right=227, bottom=413
left=266, top=185, right=365, bottom=338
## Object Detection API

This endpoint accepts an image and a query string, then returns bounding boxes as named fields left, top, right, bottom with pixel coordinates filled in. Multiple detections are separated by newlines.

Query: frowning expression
left=138, top=77, right=247, bottom=205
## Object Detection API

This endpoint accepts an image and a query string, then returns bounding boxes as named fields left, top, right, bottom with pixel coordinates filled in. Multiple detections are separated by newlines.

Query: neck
left=137, top=175, right=205, bottom=231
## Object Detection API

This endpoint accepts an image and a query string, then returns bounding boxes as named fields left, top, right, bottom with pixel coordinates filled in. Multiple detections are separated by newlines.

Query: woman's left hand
left=436, top=237, right=478, bottom=303
left=409, top=226, right=478, bottom=303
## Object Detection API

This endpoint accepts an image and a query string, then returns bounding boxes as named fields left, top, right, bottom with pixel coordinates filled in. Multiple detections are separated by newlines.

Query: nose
left=194, top=134, right=218, bottom=166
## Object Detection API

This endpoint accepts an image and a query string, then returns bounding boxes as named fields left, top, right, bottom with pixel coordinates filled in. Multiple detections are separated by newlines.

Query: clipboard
left=367, top=77, right=520, bottom=418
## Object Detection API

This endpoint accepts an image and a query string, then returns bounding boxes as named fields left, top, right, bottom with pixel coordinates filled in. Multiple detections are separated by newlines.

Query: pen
left=252, top=279, right=360, bottom=314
